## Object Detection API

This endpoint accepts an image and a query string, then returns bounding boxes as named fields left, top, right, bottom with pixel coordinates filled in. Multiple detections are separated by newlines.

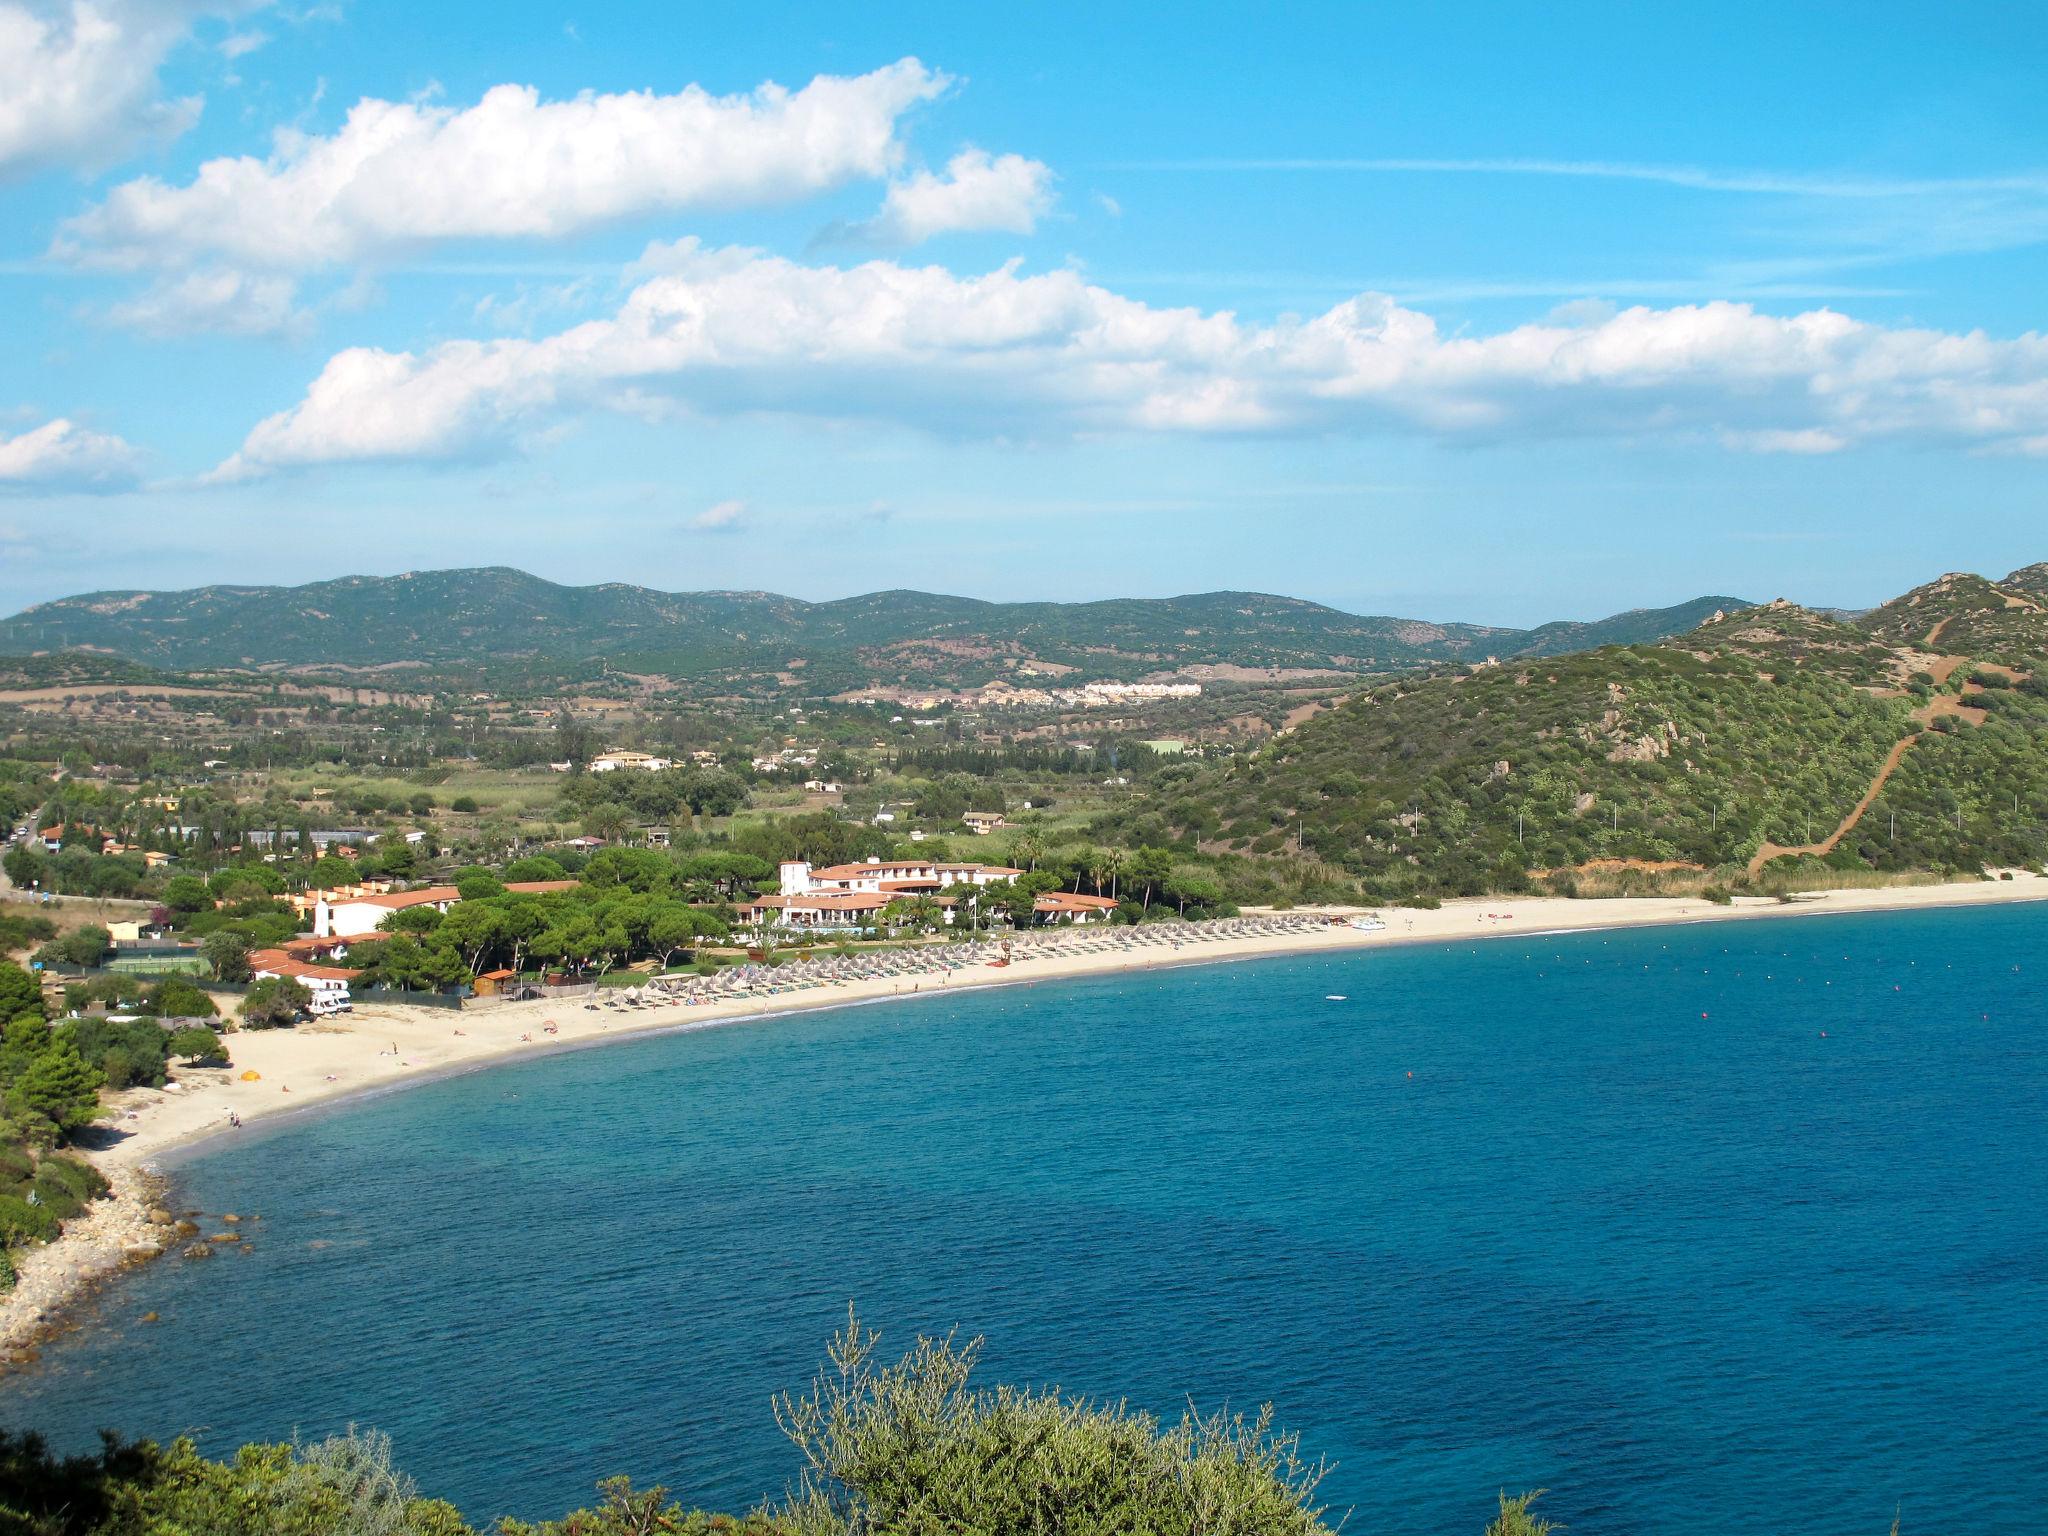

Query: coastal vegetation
left=0, top=1315, right=1560, bottom=1535
left=0, top=960, right=116, bottom=1290
left=1, top=561, right=2046, bottom=948
left=0, top=567, right=1740, bottom=691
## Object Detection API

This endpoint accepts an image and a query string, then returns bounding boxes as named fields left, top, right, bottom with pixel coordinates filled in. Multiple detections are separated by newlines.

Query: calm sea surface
left=7, top=905, right=2047, bottom=1533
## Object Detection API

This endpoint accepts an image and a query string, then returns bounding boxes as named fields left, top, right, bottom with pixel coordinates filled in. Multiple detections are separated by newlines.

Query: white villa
left=741, top=856, right=1023, bottom=930
left=248, top=948, right=356, bottom=1015
left=311, top=879, right=580, bottom=938
left=589, top=750, right=673, bottom=773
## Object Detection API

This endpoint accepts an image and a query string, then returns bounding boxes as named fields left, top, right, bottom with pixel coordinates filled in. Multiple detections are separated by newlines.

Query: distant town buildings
left=588, top=750, right=673, bottom=773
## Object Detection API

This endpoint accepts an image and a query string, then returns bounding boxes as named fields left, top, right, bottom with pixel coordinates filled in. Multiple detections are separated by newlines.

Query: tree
left=1097, top=847, right=1127, bottom=901
left=147, top=977, right=218, bottom=1019
left=311, top=853, right=359, bottom=888
left=0, top=961, right=45, bottom=1021
left=203, top=931, right=252, bottom=983
left=582, top=803, right=632, bottom=843
left=162, top=874, right=214, bottom=915
left=452, top=869, right=506, bottom=902
left=168, top=1025, right=227, bottom=1064
left=38, top=925, right=111, bottom=968
left=2, top=844, right=45, bottom=891
left=438, top=902, right=511, bottom=975
left=12, top=1040, right=103, bottom=1138
left=503, top=855, right=568, bottom=883
left=644, top=901, right=717, bottom=970
left=241, top=976, right=311, bottom=1029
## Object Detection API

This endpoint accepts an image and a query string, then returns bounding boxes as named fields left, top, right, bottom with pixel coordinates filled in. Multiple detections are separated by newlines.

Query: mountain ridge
left=0, top=567, right=1752, bottom=687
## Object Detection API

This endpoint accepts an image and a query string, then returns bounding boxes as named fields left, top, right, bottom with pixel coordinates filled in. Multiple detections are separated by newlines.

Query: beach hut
left=472, top=968, right=518, bottom=997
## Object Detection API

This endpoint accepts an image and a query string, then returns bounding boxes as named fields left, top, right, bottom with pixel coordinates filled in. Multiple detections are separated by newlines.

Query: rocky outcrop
left=0, top=1163, right=170, bottom=1365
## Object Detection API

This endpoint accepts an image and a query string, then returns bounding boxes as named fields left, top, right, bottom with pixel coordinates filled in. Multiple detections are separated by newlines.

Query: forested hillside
left=0, top=568, right=1742, bottom=689
left=1126, top=589, right=2048, bottom=900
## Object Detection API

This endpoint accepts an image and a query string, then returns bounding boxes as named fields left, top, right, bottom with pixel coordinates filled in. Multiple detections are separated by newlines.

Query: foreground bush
left=0, top=1317, right=1574, bottom=1535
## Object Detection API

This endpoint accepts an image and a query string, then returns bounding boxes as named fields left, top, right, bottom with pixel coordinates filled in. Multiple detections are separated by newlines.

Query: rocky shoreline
left=0, top=1162, right=180, bottom=1370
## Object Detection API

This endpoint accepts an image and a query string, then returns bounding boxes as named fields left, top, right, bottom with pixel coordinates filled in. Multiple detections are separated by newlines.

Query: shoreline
left=6, top=872, right=2046, bottom=1360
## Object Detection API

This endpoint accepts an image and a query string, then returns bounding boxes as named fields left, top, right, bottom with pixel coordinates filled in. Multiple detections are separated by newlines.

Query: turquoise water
left=7, top=905, right=2047, bottom=1533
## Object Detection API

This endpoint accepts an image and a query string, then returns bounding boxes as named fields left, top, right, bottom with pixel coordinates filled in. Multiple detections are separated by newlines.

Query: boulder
left=147, top=1208, right=174, bottom=1226
left=181, top=1244, right=214, bottom=1260
left=222, top=1213, right=240, bottom=1224
left=207, top=1232, right=240, bottom=1244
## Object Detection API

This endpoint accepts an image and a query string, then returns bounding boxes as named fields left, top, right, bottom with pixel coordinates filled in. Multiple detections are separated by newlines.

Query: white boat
left=1347, top=914, right=1387, bottom=932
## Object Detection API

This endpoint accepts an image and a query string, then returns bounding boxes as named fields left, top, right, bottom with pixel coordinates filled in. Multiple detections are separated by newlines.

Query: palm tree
left=1010, top=833, right=1044, bottom=873
left=1097, top=847, right=1127, bottom=902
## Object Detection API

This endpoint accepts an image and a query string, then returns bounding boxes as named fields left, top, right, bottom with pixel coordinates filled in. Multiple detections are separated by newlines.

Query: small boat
left=1325, top=994, right=1348, bottom=1001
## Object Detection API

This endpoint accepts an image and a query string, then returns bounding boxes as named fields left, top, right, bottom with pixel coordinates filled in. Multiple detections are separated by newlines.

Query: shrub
left=37, top=1155, right=104, bottom=1204
left=168, top=1025, right=227, bottom=1065
left=772, top=1309, right=1334, bottom=1536
left=451, top=795, right=479, bottom=813
left=0, top=1144, right=32, bottom=1188
left=29, top=1166, right=85, bottom=1221
left=66, top=1017, right=169, bottom=1090
left=146, top=978, right=218, bottom=1019
left=241, top=976, right=310, bottom=1029
left=1701, top=885, right=1734, bottom=905
left=0, top=1192, right=58, bottom=1244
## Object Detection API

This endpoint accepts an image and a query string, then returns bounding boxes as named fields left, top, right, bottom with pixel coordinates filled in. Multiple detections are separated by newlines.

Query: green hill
left=1125, top=585, right=2048, bottom=899
left=1857, top=568, right=2048, bottom=667
left=0, top=568, right=1746, bottom=689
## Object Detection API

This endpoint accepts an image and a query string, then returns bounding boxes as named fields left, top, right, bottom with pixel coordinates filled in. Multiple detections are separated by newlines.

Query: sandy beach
left=6, top=871, right=2046, bottom=1357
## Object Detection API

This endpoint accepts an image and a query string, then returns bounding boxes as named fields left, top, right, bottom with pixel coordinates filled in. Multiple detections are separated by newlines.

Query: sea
left=6, top=904, right=2046, bottom=1534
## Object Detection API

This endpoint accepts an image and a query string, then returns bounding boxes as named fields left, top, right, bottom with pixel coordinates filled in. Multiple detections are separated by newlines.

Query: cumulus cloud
left=59, top=58, right=950, bottom=273
left=0, top=0, right=231, bottom=178
left=207, top=242, right=2048, bottom=479
left=823, top=147, right=1055, bottom=247
left=688, top=497, right=748, bottom=531
left=0, top=418, right=142, bottom=491
left=103, top=267, right=304, bottom=337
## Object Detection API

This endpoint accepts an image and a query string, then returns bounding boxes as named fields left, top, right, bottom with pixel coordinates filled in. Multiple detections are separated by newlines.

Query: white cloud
left=216, top=24, right=263, bottom=56
left=0, top=0, right=229, bottom=178
left=59, top=58, right=951, bottom=273
left=209, top=242, right=2048, bottom=479
left=103, top=267, right=304, bottom=336
left=824, top=148, right=1055, bottom=247
left=0, top=418, right=142, bottom=491
left=688, top=497, right=747, bottom=531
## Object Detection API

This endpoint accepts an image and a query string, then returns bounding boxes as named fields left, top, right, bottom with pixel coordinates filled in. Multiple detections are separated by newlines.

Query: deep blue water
left=7, top=905, right=2047, bottom=1533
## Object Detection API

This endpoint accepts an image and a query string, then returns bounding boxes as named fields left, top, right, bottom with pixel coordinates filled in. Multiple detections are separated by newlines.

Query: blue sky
left=2, top=0, right=2046, bottom=624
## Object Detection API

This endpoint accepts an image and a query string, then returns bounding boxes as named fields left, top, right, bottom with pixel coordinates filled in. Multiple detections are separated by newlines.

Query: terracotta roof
left=744, top=892, right=892, bottom=911
left=1035, top=892, right=1121, bottom=913
left=249, top=949, right=358, bottom=982
left=335, top=878, right=579, bottom=910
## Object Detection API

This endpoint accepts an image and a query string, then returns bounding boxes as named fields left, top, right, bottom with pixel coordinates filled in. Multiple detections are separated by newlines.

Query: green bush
left=37, top=1155, right=105, bottom=1204
left=146, top=978, right=218, bottom=1019
left=0, top=1143, right=33, bottom=1189
left=0, top=1192, right=58, bottom=1244
left=770, top=1309, right=1332, bottom=1536
left=168, top=1025, right=227, bottom=1065
left=65, top=1018, right=169, bottom=1090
